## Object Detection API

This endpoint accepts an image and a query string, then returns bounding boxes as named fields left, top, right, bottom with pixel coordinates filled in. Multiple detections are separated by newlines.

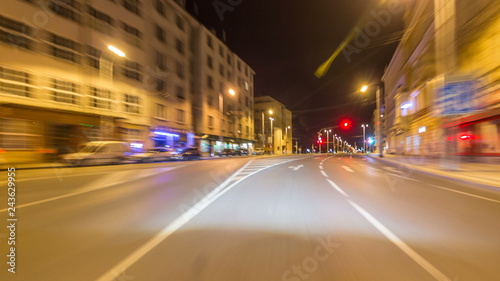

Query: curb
left=369, top=155, right=500, bottom=192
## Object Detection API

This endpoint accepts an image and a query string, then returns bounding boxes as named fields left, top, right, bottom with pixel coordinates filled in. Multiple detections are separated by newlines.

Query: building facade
left=0, top=0, right=254, bottom=164
left=382, top=0, right=500, bottom=161
left=191, top=26, right=255, bottom=156
left=254, top=96, right=292, bottom=154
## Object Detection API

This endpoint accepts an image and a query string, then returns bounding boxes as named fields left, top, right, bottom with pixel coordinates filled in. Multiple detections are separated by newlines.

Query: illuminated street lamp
left=100, top=45, right=126, bottom=79
left=360, top=84, right=383, bottom=157
left=361, top=124, right=368, bottom=153
left=269, top=117, right=275, bottom=154
left=219, top=88, right=236, bottom=152
left=285, top=126, right=291, bottom=154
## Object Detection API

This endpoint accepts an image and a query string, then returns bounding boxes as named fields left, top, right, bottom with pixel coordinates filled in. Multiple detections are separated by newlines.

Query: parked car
left=131, top=147, right=174, bottom=163
left=239, top=149, right=249, bottom=155
left=218, top=149, right=239, bottom=157
left=171, top=147, right=201, bottom=161
left=253, top=148, right=265, bottom=155
left=62, top=141, right=131, bottom=166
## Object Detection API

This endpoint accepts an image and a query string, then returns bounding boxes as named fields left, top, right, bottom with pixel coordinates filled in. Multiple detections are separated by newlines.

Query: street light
left=285, top=126, right=291, bottom=154
left=361, top=124, right=368, bottom=153
left=360, top=84, right=383, bottom=157
left=325, top=129, right=331, bottom=153
left=259, top=109, right=273, bottom=150
left=100, top=45, right=126, bottom=80
left=269, top=117, right=275, bottom=154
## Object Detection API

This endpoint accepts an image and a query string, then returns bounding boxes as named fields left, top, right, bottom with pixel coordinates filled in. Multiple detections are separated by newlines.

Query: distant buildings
left=381, top=0, right=500, bottom=160
left=0, top=0, right=254, bottom=163
left=254, top=96, right=292, bottom=154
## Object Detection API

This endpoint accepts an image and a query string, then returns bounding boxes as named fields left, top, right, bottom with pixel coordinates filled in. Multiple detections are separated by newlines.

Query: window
left=176, top=109, right=185, bottom=122
left=246, top=125, right=249, bottom=136
left=0, top=118, right=39, bottom=149
left=88, top=6, right=113, bottom=25
left=219, top=64, right=224, bottom=76
left=123, top=61, right=142, bottom=81
left=155, top=25, right=165, bottom=43
left=85, top=45, right=101, bottom=69
left=207, top=95, right=213, bottom=107
left=227, top=54, right=232, bottom=65
left=207, top=75, right=214, bottom=89
left=208, top=116, right=214, bottom=128
left=0, top=67, right=32, bottom=97
left=245, top=66, right=249, bottom=77
left=175, top=14, right=184, bottom=31
left=237, top=60, right=241, bottom=72
left=219, top=45, right=224, bottom=56
left=52, top=79, right=79, bottom=104
left=50, top=33, right=80, bottom=63
left=156, top=51, right=166, bottom=70
left=207, top=55, right=213, bottom=69
left=227, top=71, right=232, bottom=81
left=156, top=103, right=165, bottom=119
left=0, top=15, right=33, bottom=50
left=176, top=61, right=185, bottom=79
left=122, top=0, right=141, bottom=16
left=123, top=93, right=140, bottom=114
left=155, top=0, right=165, bottom=16
left=222, top=119, right=225, bottom=132
left=175, top=38, right=184, bottom=54
left=245, top=81, right=249, bottom=91
left=156, top=78, right=165, bottom=92
left=176, top=85, right=185, bottom=99
left=50, top=0, right=81, bottom=23
left=122, top=22, right=142, bottom=47
left=89, top=87, right=113, bottom=109
left=207, top=34, right=213, bottom=48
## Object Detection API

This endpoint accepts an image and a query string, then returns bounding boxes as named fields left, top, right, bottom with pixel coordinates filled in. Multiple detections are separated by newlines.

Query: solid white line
left=320, top=170, right=328, bottom=178
left=347, top=200, right=451, bottom=281
left=96, top=157, right=304, bottom=281
left=326, top=178, right=349, bottom=197
left=430, top=185, right=500, bottom=204
left=319, top=165, right=323, bottom=170
left=342, top=166, right=355, bottom=173
left=0, top=166, right=184, bottom=213
left=387, top=173, right=420, bottom=182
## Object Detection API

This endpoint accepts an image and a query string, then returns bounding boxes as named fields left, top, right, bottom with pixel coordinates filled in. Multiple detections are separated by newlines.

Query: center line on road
left=348, top=199, right=452, bottom=281
left=326, top=178, right=349, bottom=197
left=342, top=166, right=355, bottom=173
left=430, top=185, right=500, bottom=204
left=320, top=170, right=328, bottom=178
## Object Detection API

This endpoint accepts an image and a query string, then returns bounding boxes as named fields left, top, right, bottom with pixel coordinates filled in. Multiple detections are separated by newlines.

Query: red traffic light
left=317, top=137, right=323, bottom=144
left=340, top=119, right=352, bottom=130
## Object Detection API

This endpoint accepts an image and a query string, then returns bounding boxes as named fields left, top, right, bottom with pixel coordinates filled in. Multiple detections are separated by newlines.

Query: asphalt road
left=1, top=154, right=500, bottom=281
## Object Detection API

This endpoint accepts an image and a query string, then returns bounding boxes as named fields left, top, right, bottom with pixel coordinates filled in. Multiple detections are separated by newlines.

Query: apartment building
left=0, top=0, right=255, bottom=164
left=382, top=0, right=500, bottom=160
left=254, top=96, right=292, bottom=154
left=191, top=26, right=255, bottom=155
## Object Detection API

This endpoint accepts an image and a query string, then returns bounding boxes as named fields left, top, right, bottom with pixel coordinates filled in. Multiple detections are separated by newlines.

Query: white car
left=63, top=141, right=131, bottom=166
left=253, top=148, right=265, bottom=155
left=131, top=148, right=174, bottom=163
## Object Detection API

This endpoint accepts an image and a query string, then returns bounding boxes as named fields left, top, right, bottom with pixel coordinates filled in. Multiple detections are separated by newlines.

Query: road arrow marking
left=288, top=164, right=304, bottom=171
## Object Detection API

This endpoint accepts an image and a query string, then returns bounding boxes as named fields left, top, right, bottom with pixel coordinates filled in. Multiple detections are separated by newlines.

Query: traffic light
left=340, top=118, right=352, bottom=130
left=317, top=136, right=323, bottom=144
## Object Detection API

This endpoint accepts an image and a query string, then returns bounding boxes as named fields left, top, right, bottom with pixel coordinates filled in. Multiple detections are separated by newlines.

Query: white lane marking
left=348, top=200, right=451, bottom=281
left=326, top=179, right=349, bottom=197
left=0, top=166, right=184, bottom=213
left=319, top=166, right=323, bottom=170
left=342, top=166, right=355, bottom=173
left=97, top=157, right=306, bottom=281
left=430, top=185, right=500, bottom=204
left=387, top=173, right=420, bottom=182
left=384, top=166, right=403, bottom=174
left=369, top=167, right=382, bottom=172
left=320, top=170, right=328, bottom=178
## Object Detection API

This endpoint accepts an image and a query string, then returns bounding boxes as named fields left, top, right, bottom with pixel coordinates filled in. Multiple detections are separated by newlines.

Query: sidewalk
left=369, top=154, right=500, bottom=190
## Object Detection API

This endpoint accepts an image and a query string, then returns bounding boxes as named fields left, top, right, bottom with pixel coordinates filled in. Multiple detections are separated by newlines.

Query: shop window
left=0, top=118, right=39, bottom=149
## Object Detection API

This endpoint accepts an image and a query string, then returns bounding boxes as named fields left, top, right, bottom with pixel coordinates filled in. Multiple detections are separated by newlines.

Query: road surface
left=1, top=155, right=499, bottom=281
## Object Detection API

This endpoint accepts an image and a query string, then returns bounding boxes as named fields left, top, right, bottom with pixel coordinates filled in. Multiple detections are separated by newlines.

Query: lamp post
left=361, top=124, right=368, bottom=153
left=260, top=109, right=273, bottom=150
left=269, top=117, right=274, bottom=154
left=285, top=126, right=291, bottom=154
left=219, top=88, right=236, bottom=153
left=361, top=84, right=383, bottom=157
left=325, top=129, right=331, bottom=153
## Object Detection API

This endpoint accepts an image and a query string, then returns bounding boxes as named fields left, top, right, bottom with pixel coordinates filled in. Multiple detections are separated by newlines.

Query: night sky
left=187, top=0, right=404, bottom=149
